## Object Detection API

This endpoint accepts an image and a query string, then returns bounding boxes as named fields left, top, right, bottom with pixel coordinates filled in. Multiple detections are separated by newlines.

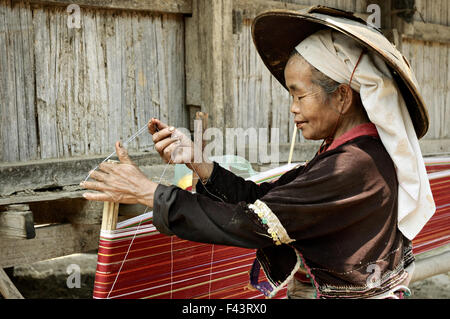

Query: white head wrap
left=295, top=29, right=435, bottom=240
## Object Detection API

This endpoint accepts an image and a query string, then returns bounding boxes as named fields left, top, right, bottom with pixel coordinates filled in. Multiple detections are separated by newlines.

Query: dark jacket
left=153, top=135, right=414, bottom=298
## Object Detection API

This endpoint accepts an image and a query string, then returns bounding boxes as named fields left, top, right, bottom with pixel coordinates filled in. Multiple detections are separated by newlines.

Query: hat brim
left=251, top=7, right=429, bottom=139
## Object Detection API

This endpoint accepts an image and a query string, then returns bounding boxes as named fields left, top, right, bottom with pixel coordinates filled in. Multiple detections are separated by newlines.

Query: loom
left=92, top=157, right=450, bottom=299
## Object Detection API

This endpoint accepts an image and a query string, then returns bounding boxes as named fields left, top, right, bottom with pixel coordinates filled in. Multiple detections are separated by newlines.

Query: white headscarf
left=295, top=29, right=435, bottom=240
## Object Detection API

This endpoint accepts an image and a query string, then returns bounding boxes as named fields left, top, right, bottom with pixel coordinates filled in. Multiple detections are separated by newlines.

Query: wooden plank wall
left=401, top=0, right=450, bottom=141
left=233, top=0, right=450, bottom=148
left=275, top=0, right=368, bottom=12
left=232, top=0, right=370, bottom=145
left=0, top=0, right=186, bottom=163
left=1, top=0, right=449, bottom=164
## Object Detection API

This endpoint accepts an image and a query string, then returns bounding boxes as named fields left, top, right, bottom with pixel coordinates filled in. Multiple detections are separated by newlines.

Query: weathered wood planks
left=1, top=1, right=186, bottom=163
left=1, top=0, right=449, bottom=167
left=0, top=204, right=35, bottom=239
left=27, top=0, right=192, bottom=14
left=0, top=223, right=101, bottom=268
left=0, top=268, right=24, bottom=299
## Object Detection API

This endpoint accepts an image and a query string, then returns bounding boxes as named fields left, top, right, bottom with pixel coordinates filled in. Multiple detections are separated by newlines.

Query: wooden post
left=0, top=204, right=35, bottom=239
left=0, top=268, right=24, bottom=299
left=191, top=111, right=208, bottom=192
left=100, top=160, right=120, bottom=231
left=185, top=0, right=234, bottom=130
left=101, top=201, right=119, bottom=231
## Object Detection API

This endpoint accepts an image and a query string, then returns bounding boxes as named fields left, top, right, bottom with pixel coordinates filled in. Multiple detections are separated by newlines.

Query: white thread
left=106, top=157, right=172, bottom=299
left=189, top=163, right=222, bottom=299
left=98, top=124, right=219, bottom=299
left=208, top=244, right=214, bottom=299
left=84, top=125, right=150, bottom=182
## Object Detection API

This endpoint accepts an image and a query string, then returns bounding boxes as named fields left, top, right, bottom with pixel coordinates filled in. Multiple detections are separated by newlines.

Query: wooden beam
left=0, top=268, right=24, bottom=299
left=396, top=18, right=450, bottom=43
left=0, top=204, right=35, bottom=239
left=233, top=0, right=308, bottom=19
left=186, top=0, right=234, bottom=130
left=411, top=251, right=450, bottom=283
left=419, top=139, right=450, bottom=156
left=233, top=0, right=370, bottom=20
left=0, top=190, right=85, bottom=206
left=101, top=201, right=119, bottom=231
left=26, top=0, right=192, bottom=14
left=0, top=150, right=161, bottom=197
left=0, top=223, right=100, bottom=268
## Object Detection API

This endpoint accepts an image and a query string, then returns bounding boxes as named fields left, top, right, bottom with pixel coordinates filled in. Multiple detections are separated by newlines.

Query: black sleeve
left=153, top=144, right=396, bottom=248
left=153, top=184, right=273, bottom=249
left=195, top=161, right=299, bottom=204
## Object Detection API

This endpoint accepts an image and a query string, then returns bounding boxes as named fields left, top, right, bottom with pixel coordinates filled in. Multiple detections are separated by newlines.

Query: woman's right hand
left=148, top=118, right=214, bottom=182
left=148, top=118, right=194, bottom=165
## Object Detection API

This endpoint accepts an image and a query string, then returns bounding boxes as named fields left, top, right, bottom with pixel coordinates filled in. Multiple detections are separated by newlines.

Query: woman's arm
left=194, top=161, right=299, bottom=204
left=149, top=118, right=298, bottom=203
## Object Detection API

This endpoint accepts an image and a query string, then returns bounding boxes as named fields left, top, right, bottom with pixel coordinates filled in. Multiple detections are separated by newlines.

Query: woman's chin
left=301, top=131, right=322, bottom=141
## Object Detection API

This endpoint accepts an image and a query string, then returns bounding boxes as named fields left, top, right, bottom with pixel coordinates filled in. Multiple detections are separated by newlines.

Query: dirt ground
left=3, top=252, right=449, bottom=299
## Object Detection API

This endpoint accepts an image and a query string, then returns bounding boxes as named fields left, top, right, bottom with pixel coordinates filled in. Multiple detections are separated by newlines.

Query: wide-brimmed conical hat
left=252, top=6, right=429, bottom=138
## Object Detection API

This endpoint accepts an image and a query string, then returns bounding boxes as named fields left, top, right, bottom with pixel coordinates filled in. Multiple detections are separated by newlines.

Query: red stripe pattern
left=93, top=158, right=450, bottom=299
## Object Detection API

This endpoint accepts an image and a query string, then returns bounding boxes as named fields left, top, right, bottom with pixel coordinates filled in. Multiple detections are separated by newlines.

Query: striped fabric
left=413, top=157, right=450, bottom=254
left=93, top=158, right=450, bottom=299
left=93, top=214, right=281, bottom=299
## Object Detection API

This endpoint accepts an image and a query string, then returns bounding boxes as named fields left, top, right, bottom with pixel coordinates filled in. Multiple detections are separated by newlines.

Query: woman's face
left=284, top=55, right=341, bottom=140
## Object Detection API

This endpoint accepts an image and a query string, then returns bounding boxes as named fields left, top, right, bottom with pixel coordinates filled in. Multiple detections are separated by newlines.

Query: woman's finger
left=154, top=137, right=180, bottom=156
left=115, top=141, right=135, bottom=165
left=152, top=126, right=176, bottom=144
left=80, top=180, right=110, bottom=192
left=89, top=170, right=109, bottom=182
left=98, top=162, right=117, bottom=174
left=148, top=118, right=168, bottom=135
left=162, top=140, right=191, bottom=163
left=83, top=191, right=113, bottom=202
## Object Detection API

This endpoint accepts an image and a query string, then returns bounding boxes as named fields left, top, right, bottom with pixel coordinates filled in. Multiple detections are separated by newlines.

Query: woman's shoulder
left=308, top=136, right=396, bottom=182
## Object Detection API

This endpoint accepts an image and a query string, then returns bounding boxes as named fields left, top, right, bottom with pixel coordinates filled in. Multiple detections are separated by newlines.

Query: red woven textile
left=93, top=159, right=449, bottom=299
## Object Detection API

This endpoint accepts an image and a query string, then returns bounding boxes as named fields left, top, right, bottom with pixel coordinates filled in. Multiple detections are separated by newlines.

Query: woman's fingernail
left=168, top=126, right=175, bottom=132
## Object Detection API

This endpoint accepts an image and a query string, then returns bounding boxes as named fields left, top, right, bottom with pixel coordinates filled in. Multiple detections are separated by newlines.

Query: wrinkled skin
left=81, top=141, right=157, bottom=207
left=284, top=54, right=366, bottom=141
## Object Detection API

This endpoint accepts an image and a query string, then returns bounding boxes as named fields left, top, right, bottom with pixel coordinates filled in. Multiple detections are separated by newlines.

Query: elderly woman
left=81, top=8, right=434, bottom=299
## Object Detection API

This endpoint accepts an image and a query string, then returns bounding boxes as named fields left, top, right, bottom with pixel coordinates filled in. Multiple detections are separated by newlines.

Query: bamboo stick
left=288, top=126, right=297, bottom=165
left=101, top=160, right=120, bottom=231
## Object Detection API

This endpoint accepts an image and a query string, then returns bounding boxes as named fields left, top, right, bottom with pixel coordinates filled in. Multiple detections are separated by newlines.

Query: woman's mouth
left=296, top=121, right=307, bottom=129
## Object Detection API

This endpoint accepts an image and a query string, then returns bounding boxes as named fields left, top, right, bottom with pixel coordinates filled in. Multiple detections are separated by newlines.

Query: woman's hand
left=148, top=118, right=194, bottom=164
left=148, top=118, right=214, bottom=182
left=81, top=141, right=158, bottom=208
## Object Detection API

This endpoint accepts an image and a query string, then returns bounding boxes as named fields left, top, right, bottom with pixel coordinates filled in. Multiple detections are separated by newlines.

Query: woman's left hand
left=81, top=142, right=158, bottom=208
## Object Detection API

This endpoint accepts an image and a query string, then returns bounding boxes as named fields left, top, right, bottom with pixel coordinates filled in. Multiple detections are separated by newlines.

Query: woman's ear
left=335, top=84, right=353, bottom=114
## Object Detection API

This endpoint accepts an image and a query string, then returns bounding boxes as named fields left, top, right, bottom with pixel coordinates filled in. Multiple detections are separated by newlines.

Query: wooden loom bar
left=101, top=201, right=119, bottom=231
left=101, top=160, right=120, bottom=231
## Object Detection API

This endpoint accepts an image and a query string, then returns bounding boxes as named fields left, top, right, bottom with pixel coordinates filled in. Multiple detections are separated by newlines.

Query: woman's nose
left=290, top=99, right=300, bottom=114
